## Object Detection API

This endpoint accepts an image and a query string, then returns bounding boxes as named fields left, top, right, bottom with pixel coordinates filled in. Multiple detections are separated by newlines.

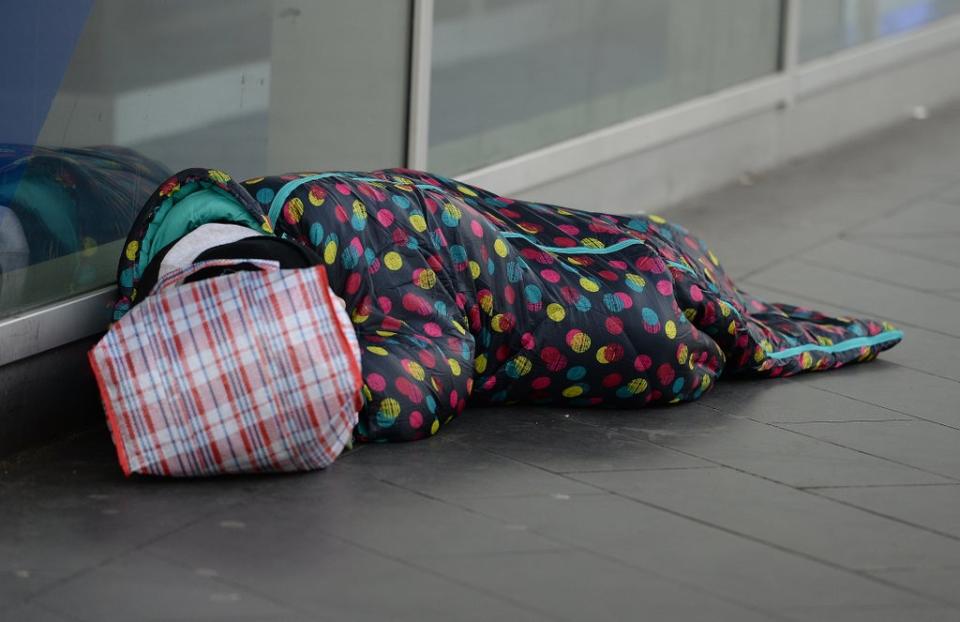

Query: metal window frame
left=410, top=1, right=960, bottom=195
left=4, top=1, right=960, bottom=366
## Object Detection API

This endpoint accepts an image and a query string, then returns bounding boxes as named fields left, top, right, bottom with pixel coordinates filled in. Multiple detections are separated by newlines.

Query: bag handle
left=155, top=258, right=281, bottom=292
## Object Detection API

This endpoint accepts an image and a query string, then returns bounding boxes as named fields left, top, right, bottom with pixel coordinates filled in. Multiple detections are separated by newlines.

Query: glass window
left=428, top=0, right=783, bottom=176
left=799, top=0, right=960, bottom=62
left=0, top=0, right=411, bottom=321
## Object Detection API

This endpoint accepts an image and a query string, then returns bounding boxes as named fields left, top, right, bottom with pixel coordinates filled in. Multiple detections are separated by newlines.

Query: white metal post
left=781, top=0, right=802, bottom=107
left=407, top=0, right=434, bottom=170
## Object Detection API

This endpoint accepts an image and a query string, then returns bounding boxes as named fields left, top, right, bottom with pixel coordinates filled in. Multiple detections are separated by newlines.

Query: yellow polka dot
left=410, top=214, right=427, bottom=232
left=379, top=398, right=401, bottom=419
left=417, top=269, right=437, bottom=289
left=701, top=375, right=712, bottom=390
left=512, top=356, right=532, bottom=376
left=493, top=238, right=508, bottom=258
left=627, top=377, right=648, bottom=394
left=491, top=313, right=509, bottom=332
left=469, top=261, right=481, bottom=279
left=562, top=385, right=583, bottom=398
left=406, top=361, right=425, bottom=381
left=351, top=309, right=369, bottom=324
left=451, top=320, right=466, bottom=335
left=649, top=214, right=666, bottom=224
left=626, top=274, right=646, bottom=288
left=125, top=240, right=139, bottom=260
left=384, top=251, right=403, bottom=270
left=580, top=237, right=604, bottom=249
left=569, top=332, right=591, bottom=353
left=456, top=184, right=477, bottom=197
left=375, top=330, right=396, bottom=337
left=728, top=320, right=737, bottom=335
left=708, top=250, right=720, bottom=266
left=261, top=220, right=273, bottom=233
left=557, top=208, right=573, bottom=216
left=352, top=199, right=367, bottom=220
left=546, top=303, right=566, bottom=322
left=444, top=202, right=462, bottom=219
left=323, top=240, right=337, bottom=264
left=677, top=344, right=689, bottom=365
left=579, top=277, right=600, bottom=293
left=448, top=358, right=461, bottom=376
left=474, top=354, right=488, bottom=374
left=684, top=308, right=697, bottom=322
left=665, top=321, right=677, bottom=339
left=208, top=169, right=231, bottom=183
left=366, top=346, right=388, bottom=356
left=285, top=197, right=304, bottom=223
left=800, top=352, right=813, bottom=369
left=430, top=419, right=440, bottom=435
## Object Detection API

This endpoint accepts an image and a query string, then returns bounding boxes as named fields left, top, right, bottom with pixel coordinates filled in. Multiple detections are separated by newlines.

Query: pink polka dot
left=553, top=237, right=577, bottom=247
left=418, top=349, right=436, bottom=367
left=690, top=284, right=704, bottom=302
left=657, top=363, right=676, bottom=386
left=605, top=316, right=624, bottom=334
left=634, top=354, right=653, bottom=372
left=656, top=280, right=673, bottom=296
left=378, top=296, right=392, bottom=313
left=598, top=270, right=619, bottom=281
left=483, top=376, right=497, bottom=390
left=334, top=204, right=348, bottom=223
left=376, top=209, right=394, bottom=227
left=366, top=373, right=386, bottom=391
left=520, top=332, right=536, bottom=350
left=635, top=256, right=666, bottom=274
left=504, top=285, right=515, bottom=304
left=335, top=182, right=351, bottom=195
left=423, top=322, right=442, bottom=337
left=346, top=272, right=361, bottom=295
left=409, top=411, right=424, bottom=429
left=450, top=390, right=458, bottom=408
left=602, top=373, right=622, bottom=388
left=402, top=293, right=431, bottom=316
left=558, top=224, right=580, bottom=236
left=471, top=220, right=484, bottom=237
left=615, top=292, right=633, bottom=309
left=540, top=269, right=561, bottom=283
left=531, top=376, right=551, bottom=390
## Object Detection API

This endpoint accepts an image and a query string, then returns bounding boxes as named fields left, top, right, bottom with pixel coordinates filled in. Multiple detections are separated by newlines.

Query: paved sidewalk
left=3, top=106, right=960, bottom=621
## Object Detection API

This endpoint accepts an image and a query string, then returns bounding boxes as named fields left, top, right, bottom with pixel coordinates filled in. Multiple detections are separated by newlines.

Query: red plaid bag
left=89, top=259, right=362, bottom=477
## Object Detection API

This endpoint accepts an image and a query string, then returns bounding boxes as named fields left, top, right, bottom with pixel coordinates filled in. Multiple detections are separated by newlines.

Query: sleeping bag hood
left=114, top=168, right=273, bottom=319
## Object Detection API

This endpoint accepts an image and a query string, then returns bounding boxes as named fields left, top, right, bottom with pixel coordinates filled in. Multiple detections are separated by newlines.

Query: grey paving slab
left=777, top=420, right=960, bottom=481
left=742, top=281, right=960, bottom=382
left=143, top=502, right=553, bottom=622
left=799, top=239, right=960, bottom=292
left=859, top=233, right=960, bottom=267
left=747, top=261, right=960, bottom=337
left=34, top=550, right=303, bottom=622
left=568, top=405, right=951, bottom=487
left=700, top=378, right=913, bottom=423
left=845, top=199, right=960, bottom=237
left=569, top=466, right=960, bottom=572
left=869, top=566, right=960, bottom=608
left=415, top=549, right=781, bottom=622
left=781, top=604, right=960, bottom=622
left=454, top=491, right=931, bottom=612
left=0, top=603, right=75, bottom=622
left=814, top=484, right=960, bottom=539
left=791, top=362, right=960, bottom=429
left=448, top=406, right=711, bottom=474
left=333, top=433, right=600, bottom=499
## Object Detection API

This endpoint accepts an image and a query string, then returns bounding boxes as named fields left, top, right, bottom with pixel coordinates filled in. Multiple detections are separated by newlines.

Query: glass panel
left=0, top=0, right=410, bottom=321
left=428, top=0, right=782, bottom=176
left=799, top=0, right=960, bottom=62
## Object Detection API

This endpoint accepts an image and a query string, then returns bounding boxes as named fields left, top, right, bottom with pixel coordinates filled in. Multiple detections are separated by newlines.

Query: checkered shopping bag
left=89, top=259, right=363, bottom=477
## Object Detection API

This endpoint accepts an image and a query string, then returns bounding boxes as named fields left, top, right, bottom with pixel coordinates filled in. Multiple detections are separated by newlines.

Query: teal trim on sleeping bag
left=766, top=330, right=904, bottom=360
left=135, top=181, right=263, bottom=279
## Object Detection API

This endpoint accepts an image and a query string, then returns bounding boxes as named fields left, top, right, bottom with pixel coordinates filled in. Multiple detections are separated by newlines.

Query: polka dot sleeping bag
left=116, top=168, right=903, bottom=443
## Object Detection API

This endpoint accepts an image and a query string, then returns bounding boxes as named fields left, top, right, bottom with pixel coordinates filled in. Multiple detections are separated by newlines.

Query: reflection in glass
left=799, top=0, right=960, bottom=62
left=0, top=0, right=410, bottom=321
left=429, top=0, right=782, bottom=176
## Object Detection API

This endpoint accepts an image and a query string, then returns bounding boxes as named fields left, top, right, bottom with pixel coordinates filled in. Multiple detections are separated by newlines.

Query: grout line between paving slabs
left=801, top=482, right=960, bottom=490
left=372, top=474, right=794, bottom=622
left=15, top=496, right=266, bottom=616
left=794, top=256, right=960, bottom=304
left=841, top=235, right=960, bottom=270
left=730, top=180, right=960, bottom=283
left=466, top=422, right=960, bottom=609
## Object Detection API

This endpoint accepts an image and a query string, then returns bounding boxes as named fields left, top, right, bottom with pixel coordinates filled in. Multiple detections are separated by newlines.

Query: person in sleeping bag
left=114, top=168, right=902, bottom=443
